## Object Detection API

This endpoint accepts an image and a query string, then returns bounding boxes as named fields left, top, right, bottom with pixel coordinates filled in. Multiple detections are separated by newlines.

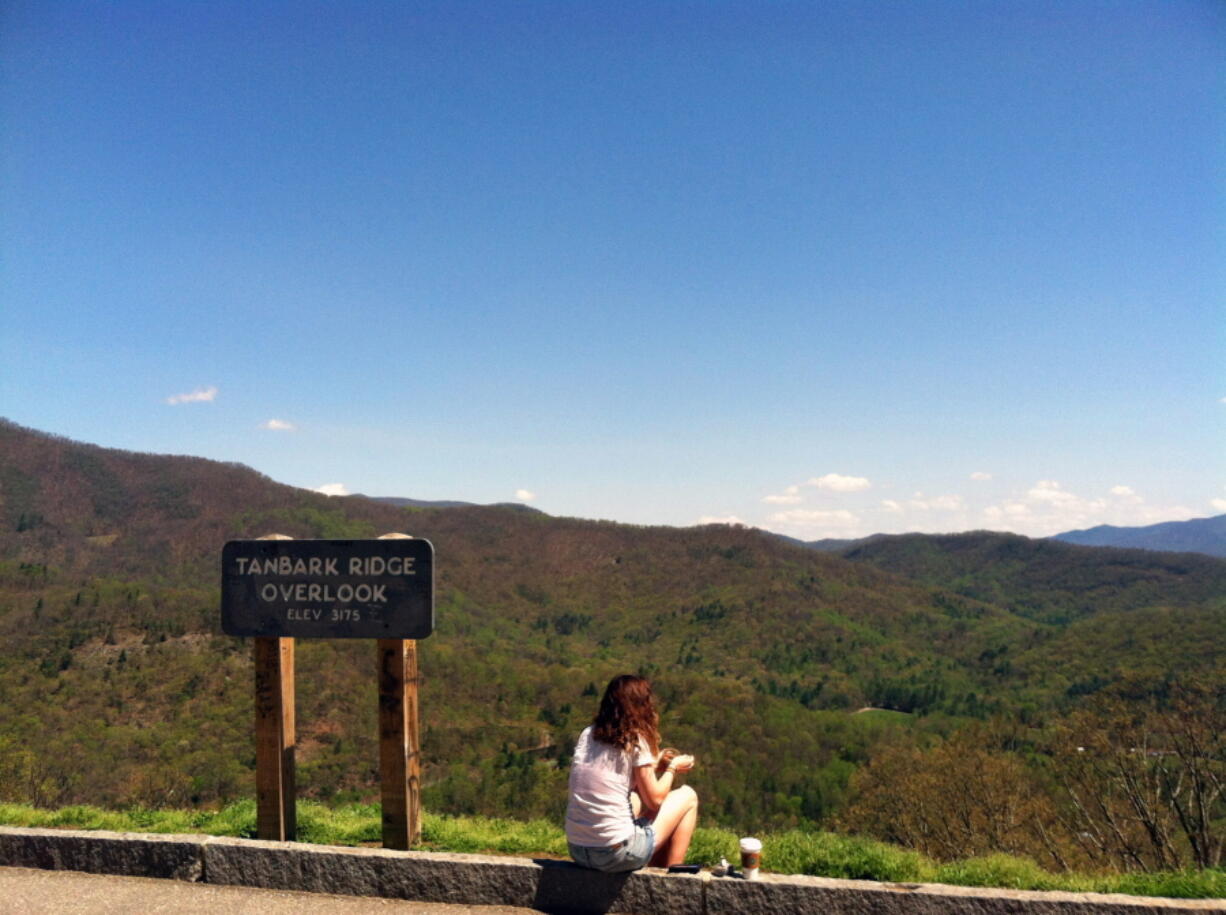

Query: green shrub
left=46, top=805, right=129, bottom=831
left=0, top=803, right=42, bottom=827
left=295, top=801, right=380, bottom=846
left=685, top=826, right=738, bottom=866
left=200, top=798, right=258, bottom=837
left=766, top=830, right=926, bottom=882
left=420, top=813, right=568, bottom=857
left=935, top=854, right=1080, bottom=892
left=1110, top=869, right=1226, bottom=901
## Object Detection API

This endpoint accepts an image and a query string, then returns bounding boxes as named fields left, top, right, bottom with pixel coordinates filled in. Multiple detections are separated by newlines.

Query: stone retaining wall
left=0, top=827, right=1221, bottom=914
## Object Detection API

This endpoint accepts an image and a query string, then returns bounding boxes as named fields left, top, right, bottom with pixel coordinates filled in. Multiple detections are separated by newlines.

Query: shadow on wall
left=532, top=858, right=630, bottom=914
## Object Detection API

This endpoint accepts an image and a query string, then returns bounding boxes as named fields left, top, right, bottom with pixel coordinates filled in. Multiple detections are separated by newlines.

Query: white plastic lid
left=739, top=837, right=762, bottom=852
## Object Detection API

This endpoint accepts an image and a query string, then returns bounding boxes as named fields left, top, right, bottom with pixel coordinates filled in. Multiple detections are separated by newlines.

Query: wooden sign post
left=222, top=533, right=434, bottom=847
left=374, top=531, right=421, bottom=849
left=253, top=533, right=296, bottom=842
left=254, top=635, right=296, bottom=840
left=378, top=638, right=420, bottom=848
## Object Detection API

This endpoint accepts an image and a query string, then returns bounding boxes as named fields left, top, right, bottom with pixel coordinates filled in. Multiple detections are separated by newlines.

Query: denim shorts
left=569, top=820, right=655, bottom=873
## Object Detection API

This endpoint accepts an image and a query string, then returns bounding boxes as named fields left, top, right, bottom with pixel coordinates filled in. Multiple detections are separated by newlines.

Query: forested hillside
left=1, top=419, right=1222, bottom=871
left=841, top=531, right=1226, bottom=623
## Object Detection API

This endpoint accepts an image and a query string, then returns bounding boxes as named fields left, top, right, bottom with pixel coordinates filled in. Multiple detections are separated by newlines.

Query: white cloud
left=763, top=485, right=802, bottom=505
left=806, top=473, right=871, bottom=493
left=904, top=492, right=964, bottom=511
left=768, top=508, right=860, bottom=530
left=881, top=499, right=903, bottom=513
left=970, top=471, right=992, bottom=481
left=1027, top=480, right=1079, bottom=505
left=261, top=419, right=296, bottom=431
left=315, top=483, right=350, bottom=497
left=1211, top=498, right=1226, bottom=513
left=165, top=385, right=218, bottom=405
left=764, top=474, right=869, bottom=506
left=515, top=488, right=536, bottom=502
left=981, top=478, right=1201, bottom=536
left=697, top=515, right=748, bottom=527
left=1108, top=485, right=1144, bottom=505
left=984, top=503, right=1029, bottom=522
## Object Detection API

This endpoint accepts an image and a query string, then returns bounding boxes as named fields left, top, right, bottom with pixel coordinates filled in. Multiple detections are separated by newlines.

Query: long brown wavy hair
left=591, top=674, right=660, bottom=755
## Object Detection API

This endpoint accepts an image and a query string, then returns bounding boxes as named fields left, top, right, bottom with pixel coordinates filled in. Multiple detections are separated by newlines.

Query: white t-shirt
left=564, top=726, right=656, bottom=848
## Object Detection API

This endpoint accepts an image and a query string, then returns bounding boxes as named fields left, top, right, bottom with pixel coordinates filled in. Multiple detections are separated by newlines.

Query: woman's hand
left=637, top=753, right=696, bottom=808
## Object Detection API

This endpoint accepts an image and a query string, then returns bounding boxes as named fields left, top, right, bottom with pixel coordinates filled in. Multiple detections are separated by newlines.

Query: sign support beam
left=378, top=637, right=421, bottom=848
left=254, top=634, right=296, bottom=841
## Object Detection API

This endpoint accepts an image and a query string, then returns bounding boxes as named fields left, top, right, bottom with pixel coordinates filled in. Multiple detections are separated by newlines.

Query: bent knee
left=678, top=784, right=698, bottom=809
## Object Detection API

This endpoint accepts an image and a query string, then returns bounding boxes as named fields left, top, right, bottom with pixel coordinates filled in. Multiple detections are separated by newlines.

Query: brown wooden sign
left=221, top=538, right=434, bottom=639
left=225, top=534, right=428, bottom=847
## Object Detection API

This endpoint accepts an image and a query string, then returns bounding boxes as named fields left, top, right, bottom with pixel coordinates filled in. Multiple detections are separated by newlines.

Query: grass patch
left=420, top=814, right=568, bottom=858
left=762, top=830, right=926, bottom=882
left=1111, top=868, right=1226, bottom=900
left=0, top=802, right=1221, bottom=899
left=934, top=854, right=1091, bottom=892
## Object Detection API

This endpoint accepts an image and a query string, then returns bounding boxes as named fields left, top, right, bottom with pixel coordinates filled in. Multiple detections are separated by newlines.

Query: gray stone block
left=704, top=872, right=1226, bottom=914
left=530, top=860, right=705, bottom=914
left=201, top=837, right=705, bottom=913
left=3, top=827, right=1220, bottom=913
left=0, top=827, right=204, bottom=882
left=203, top=837, right=534, bottom=903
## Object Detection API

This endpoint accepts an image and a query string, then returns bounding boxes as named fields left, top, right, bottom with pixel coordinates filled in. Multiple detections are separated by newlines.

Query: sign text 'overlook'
left=221, top=538, right=434, bottom=639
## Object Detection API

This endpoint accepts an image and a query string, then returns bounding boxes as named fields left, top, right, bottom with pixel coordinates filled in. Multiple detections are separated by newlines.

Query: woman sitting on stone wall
left=564, top=674, right=699, bottom=872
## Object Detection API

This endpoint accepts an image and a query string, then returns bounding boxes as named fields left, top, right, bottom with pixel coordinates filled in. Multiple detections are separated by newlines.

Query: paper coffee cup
left=739, top=837, right=762, bottom=879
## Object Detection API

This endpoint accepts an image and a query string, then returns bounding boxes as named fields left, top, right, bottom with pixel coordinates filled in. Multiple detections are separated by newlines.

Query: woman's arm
left=634, top=754, right=694, bottom=810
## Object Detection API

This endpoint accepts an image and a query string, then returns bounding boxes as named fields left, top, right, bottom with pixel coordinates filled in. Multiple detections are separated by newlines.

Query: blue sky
left=2, top=1, right=1223, bottom=539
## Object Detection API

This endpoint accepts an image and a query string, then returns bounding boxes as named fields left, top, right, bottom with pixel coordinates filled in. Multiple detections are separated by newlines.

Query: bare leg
left=659, top=802, right=698, bottom=867
left=647, top=785, right=698, bottom=867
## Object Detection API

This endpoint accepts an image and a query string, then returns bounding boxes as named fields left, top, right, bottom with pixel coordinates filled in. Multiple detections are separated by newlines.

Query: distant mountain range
left=786, top=515, right=1226, bottom=559
left=356, top=494, right=544, bottom=514
left=358, top=491, right=1224, bottom=559
left=1050, top=514, right=1226, bottom=558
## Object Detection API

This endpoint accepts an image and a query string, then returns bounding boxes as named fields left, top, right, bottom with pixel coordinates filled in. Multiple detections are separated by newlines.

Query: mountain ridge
left=355, top=494, right=546, bottom=514
left=1051, top=514, right=1226, bottom=557
left=1, top=417, right=1221, bottom=833
left=782, top=515, right=1226, bottom=560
